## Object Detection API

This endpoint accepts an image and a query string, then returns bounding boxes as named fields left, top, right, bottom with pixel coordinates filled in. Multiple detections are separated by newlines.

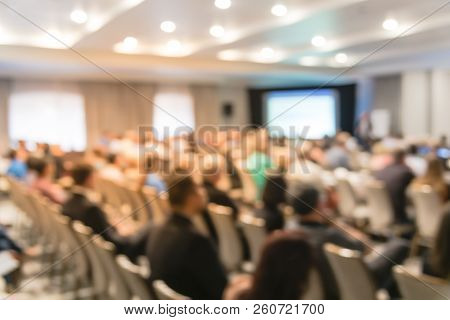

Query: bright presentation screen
left=264, top=89, right=338, bottom=139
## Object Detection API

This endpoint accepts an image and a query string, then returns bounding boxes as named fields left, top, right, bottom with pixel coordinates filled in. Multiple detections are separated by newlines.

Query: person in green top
left=245, top=130, right=274, bottom=200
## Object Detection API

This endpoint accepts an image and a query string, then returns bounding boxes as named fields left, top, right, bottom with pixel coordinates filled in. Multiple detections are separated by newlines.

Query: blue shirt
left=6, top=160, right=27, bottom=180
left=145, top=173, right=167, bottom=194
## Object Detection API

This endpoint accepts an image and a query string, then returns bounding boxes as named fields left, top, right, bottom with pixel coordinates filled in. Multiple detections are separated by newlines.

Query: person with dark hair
left=411, top=156, right=448, bottom=202
left=6, top=149, right=27, bottom=180
left=254, top=170, right=286, bottom=232
left=63, top=163, right=146, bottom=259
left=288, top=187, right=409, bottom=299
left=30, top=158, right=66, bottom=204
left=202, top=160, right=238, bottom=218
left=423, top=207, right=450, bottom=280
left=100, top=153, right=125, bottom=182
left=146, top=173, right=227, bottom=299
left=224, top=231, right=313, bottom=299
left=374, top=149, right=415, bottom=223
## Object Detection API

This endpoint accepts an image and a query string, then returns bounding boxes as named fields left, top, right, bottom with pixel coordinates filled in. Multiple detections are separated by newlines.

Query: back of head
left=431, top=206, right=450, bottom=278
left=166, top=171, right=198, bottom=209
left=291, top=187, right=320, bottom=216
left=243, top=231, right=313, bottom=299
left=392, top=149, right=406, bottom=164
left=424, top=156, right=444, bottom=181
left=106, top=153, right=117, bottom=165
left=7, top=149, right=17, bottom=160
left=31, top=158, right=48, bottom=177
left=72, top=163, right=94, bottom=186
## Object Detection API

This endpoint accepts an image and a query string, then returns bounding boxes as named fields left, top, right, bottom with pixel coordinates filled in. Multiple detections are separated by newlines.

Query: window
left=152, top=86, right=195, bottom=139
left=8, top=82, right=86, bottom=151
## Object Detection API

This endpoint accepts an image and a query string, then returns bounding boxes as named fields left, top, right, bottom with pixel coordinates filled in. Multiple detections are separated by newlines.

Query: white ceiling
left=1, top=0, right=450, bottom=86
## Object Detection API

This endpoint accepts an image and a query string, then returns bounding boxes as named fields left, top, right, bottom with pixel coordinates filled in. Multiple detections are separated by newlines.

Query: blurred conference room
left=0, top=0, right=449, bottom=301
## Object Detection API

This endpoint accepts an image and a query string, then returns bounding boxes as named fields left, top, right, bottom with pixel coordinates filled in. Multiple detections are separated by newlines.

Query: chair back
left=208, top=203, right=243, bottom=271
left=365, top=181, right=394, bottom=232
left=336, top=178, right=357, bottom=219
left=153, top=280, right=190, bottom=300
left=142, top=186, right=168, bottom=225
left=240, top=215, right=266, bottom=265
left=72, top=221, right=109, bottom=298
left=393, top=265, right=450, bottom=300
left=324, top=243, right=377, bottom=299
left=92, top=237, right=131, bottom=299
left=116, top=255, right=152, bottom=300
left=410, top=186, right=443, bottom=240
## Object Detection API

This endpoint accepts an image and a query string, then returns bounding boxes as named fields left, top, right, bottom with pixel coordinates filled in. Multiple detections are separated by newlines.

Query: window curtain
left=0, top=79, right=11, bottom=154
left=81, top=82, right=155, bottom=147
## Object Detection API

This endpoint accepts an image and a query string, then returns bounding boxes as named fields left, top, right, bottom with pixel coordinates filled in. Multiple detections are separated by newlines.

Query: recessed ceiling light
left=70, top=9, right=88, bottom=24
left=335, top=53, right=348, bottom=64
left=217, top=49, right=241, bottom=61
left=299, top=56, right=320, bottom=66
left=215, top=0, right=231, bottom=10
left=123, top=36, right=138, bottom=48
left=382, top=18, right=399, bottom=31
left=209, top=25, right=225, bottom=38
left=167, top=39, right=182, bottom=52
left=260, top=47, right=275, bottom=59
left=160, top=21, right=176, bottom=33
left=271, top=4, right=288, bottom=17
left=311, top=35, right=326, bottom=47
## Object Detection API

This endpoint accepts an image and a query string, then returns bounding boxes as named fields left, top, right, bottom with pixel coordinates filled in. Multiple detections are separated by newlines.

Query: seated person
left=411, top=157, right=448, bottom=202
left=224, top=231, right=313, bottom=300
left=146, top=173, right=227, bottom=300
left=202, top=162, right=238, bottom=218
left=0, top=226, right=23, bottom=289
left=62, top=163, right=147, bottom=259
left=5, top=149, right=27, bottom=181
left=254, top=170, right=286, bottom=232
left=374, top=149, right=415, bottom=224
left=422, top=206, right=450, bottom=280
left=100, top=153, right=125, bottom=183
left=141, top=155, right=167, bottom=194
left=30, top=158, right=66, bottom=204
left=288, top=187, right=409, bottom=299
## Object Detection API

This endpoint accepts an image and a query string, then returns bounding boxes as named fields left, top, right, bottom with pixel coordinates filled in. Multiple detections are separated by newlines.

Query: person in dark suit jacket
left=62, top=163, right=147, bottom=259
left=374, top=150, right=415, bottom=224
left=203, top=165, right=238, bottom=218
left=287, top=187, right=409, bottom=299
left=146, top=173, right=227, bottom=300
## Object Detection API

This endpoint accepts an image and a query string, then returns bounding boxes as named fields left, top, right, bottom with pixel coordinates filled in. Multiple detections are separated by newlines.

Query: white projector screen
left=264, top=89, right=339, bottom=139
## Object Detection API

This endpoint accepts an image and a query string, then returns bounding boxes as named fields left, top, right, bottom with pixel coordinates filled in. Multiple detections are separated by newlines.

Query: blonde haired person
left=411, top=156, right=448, bottom=202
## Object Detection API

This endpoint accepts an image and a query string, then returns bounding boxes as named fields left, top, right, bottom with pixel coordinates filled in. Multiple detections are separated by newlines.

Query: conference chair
left=92, top=236, right=131, bottom=299
left=240, top=214, right=266, bottom=266
left=208, top=203, right=244, bottom=271
left=142, top=186, right=168, bottom=225
left=409, top=186, right=443, bottom=243
left=335, top=178, right=368, bottom=222
left=153, top=280, right=191, bottom=300
left=72, top=222, right=109, bottom=299
left=116, top=255, right=152, bottom=300
left=324, top=243, right=378, bottom=300
left=365, top=180, right=395, bottom=235
left=393, top=265, right=450, bottom=300
left=302, top=269, right=325, bottom=300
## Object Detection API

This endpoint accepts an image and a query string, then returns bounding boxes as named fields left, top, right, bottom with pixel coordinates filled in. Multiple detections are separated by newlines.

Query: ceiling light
left=299, top=56, right=320, bottom=66
left=122, top=36, right=138, bottom=50
left=335, top=53, right=348, bottom=64
left=160, top=21, right=176, bottom=33
left=215, top=0, right=231, bottom=10
left=382, top=18, right=399, bottom=31
left=70, top=9, right=88, bottom=24
left=260, top=47, right=275, bottom=59
left=167, top=39, right=182, bottom=52
left=311, top=35, right=326, bottom=47
left=209, top=25, right=225, bottom=38
left=271, top=4, right=288, bottom=17
left=217, top=49, right=241, bottom=61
